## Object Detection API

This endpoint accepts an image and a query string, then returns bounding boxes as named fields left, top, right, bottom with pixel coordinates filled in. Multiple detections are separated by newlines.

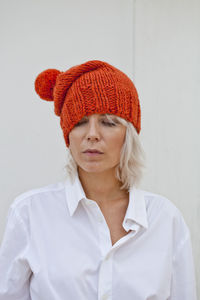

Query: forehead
left=82, top=113, right=113, bottom=118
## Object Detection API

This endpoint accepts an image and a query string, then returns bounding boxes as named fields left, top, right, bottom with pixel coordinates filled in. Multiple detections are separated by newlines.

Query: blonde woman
left=0, top=60, right=197, bottom=299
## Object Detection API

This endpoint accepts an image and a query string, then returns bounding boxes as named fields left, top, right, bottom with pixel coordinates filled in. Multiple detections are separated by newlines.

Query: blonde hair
left=62, top=114, right=147, bottom=191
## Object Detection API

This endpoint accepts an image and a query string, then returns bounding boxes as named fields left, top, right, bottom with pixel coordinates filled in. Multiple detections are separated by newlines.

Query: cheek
left=111, top=127, right=125, bottom=142
left=106, top=131, right=125, bottom=151
left=68, top=134, right=80, bottom=155
left=69, top=131, right=80, bottom=145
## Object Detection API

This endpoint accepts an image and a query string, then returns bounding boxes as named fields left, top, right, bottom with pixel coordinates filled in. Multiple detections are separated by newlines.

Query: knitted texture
left=34, top=60, right=141, bottom=147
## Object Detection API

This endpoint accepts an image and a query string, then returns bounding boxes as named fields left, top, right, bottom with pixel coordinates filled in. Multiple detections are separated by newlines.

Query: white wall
left=0, top=0, right=199, bottom=296
left=0, top=0, right=134, bottom=237
left=134, top=0, right=200, bottom=296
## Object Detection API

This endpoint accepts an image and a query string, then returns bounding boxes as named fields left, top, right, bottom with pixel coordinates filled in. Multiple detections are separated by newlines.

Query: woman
left=0, top=60, right=197, bottom=299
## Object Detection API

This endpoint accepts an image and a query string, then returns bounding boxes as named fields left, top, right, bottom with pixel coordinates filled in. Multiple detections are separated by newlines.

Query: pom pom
left=34, top=69, right=61, bottom=101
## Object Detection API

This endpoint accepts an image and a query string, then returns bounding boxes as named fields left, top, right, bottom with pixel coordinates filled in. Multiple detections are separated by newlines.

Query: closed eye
left=74, top=120, right=116, bottom=127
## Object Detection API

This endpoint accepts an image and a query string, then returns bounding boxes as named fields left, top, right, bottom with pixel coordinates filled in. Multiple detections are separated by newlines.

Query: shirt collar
left=122, top=185, right=148, bottom=231
left=64, top=171, right=148, bottom=230
left=64, top=171, right=86, bottom=217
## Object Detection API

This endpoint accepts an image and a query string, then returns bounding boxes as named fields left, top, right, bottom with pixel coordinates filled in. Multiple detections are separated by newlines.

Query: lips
left=83, top=149, right=103, bottom=154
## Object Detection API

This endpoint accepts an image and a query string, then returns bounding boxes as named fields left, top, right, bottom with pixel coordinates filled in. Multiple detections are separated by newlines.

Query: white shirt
left=0, top=172, right=197, bottom=300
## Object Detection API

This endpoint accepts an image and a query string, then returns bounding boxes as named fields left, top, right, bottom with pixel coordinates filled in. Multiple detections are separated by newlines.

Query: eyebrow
left=80, top=114, right=118, bottom=123
left=82, top=114, right=107, bottom=119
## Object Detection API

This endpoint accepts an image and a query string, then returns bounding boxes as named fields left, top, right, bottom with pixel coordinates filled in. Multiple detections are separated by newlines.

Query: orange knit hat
left=34, top=60, right=141, bottom=148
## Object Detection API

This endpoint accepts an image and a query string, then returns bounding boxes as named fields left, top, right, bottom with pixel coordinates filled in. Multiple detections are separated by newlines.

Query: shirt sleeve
left=0, top=205, right=32, bottom=300
left=169, top=221, right=197, bottom=299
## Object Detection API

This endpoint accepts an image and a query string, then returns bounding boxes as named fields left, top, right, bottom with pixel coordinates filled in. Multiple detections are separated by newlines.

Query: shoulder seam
left=173, top=233, right=190, bottom=260
left=11, top=182, right=65, bottom=209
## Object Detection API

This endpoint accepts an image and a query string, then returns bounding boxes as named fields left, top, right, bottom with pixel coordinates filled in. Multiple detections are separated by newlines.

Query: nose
left=85, top=119, right=100, bottom=142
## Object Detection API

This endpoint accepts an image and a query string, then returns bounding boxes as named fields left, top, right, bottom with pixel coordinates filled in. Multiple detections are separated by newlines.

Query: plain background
left=0, top=0, right=199, bottom=297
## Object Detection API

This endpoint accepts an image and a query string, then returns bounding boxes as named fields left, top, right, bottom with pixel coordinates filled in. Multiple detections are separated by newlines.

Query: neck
left=77, top=167, right=128, bottom=207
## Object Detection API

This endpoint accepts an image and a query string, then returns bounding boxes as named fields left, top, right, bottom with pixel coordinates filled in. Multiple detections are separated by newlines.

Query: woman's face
left=68, top=114, right=126, bottom=173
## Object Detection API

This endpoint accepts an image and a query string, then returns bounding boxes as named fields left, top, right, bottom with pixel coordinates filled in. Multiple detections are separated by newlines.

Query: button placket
left=92, top=204, right=113, bottom=300
left=83, top=199, right=112, bottom=255
left=98, top=252, right=113, bottom=300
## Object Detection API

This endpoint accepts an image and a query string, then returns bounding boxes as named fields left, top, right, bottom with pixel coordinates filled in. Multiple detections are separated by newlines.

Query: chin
left=78, top=164, right=107, bottom=174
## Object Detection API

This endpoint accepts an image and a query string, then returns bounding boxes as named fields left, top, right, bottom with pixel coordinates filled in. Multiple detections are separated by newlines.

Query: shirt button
left=101, top=293, right=109, bottom=300
left=86, top=200, right=94, bottom=206
left=105, top=253, right=110, bottom=260
left=98, top=216, right=103, bottom=223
